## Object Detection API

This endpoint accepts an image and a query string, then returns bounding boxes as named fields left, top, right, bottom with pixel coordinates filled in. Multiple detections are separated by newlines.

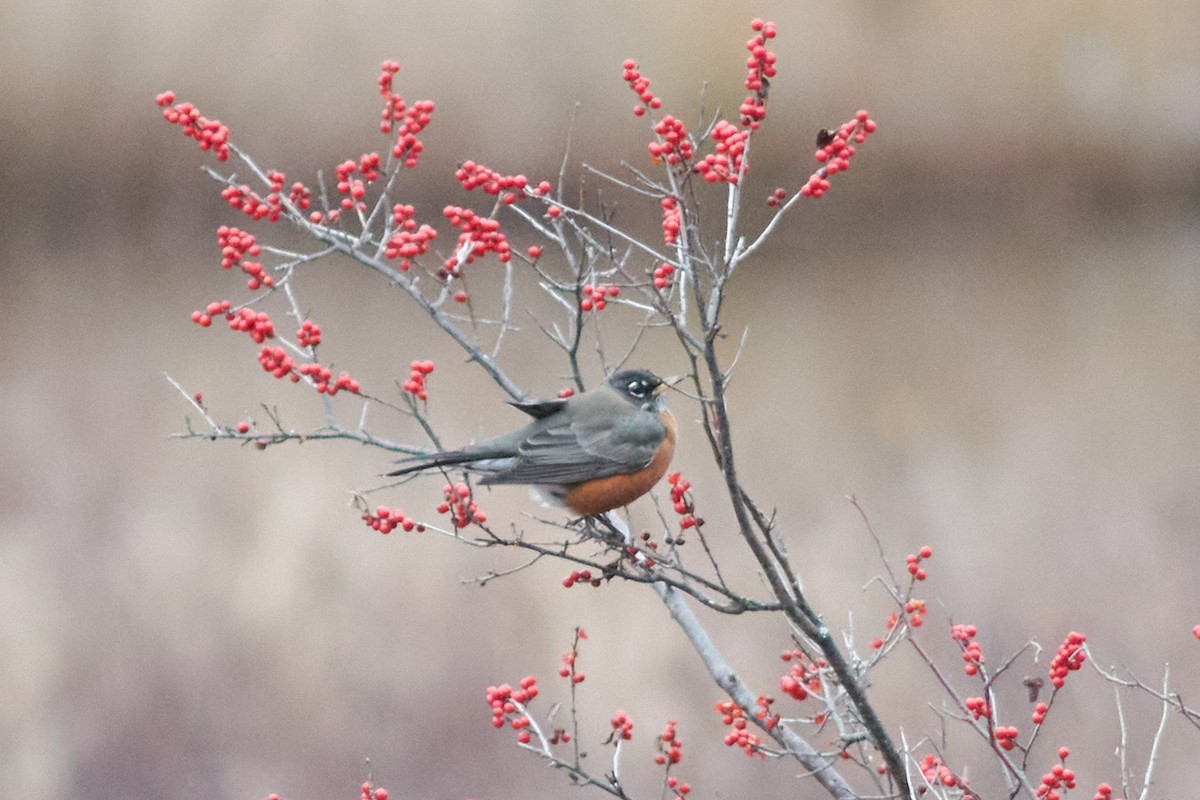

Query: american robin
left=387, top=369, right=677, bottom=515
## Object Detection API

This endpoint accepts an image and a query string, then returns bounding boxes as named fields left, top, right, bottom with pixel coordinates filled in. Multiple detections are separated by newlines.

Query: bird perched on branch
left=388, top=369, right=677, bottom=515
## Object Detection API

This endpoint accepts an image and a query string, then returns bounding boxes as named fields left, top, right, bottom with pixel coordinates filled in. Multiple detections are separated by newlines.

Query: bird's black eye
left=626, top=377, right=661, bottom=399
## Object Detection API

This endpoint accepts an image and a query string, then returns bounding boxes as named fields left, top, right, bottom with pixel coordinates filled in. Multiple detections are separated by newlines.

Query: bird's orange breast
left=561, top=411, right=677, bottom=515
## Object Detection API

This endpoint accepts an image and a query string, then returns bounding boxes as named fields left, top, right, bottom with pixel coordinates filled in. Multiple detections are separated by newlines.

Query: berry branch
left=157, top=20, right=898, bottom=798
left=157, top=15, right=1193, bottom=800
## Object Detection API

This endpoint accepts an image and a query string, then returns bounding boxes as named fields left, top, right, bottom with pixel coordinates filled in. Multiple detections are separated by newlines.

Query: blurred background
left=2, top=1, right=1198, bottom=798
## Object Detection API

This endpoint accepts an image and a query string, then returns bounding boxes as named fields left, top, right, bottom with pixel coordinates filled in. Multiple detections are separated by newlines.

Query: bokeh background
left=2, top=2, right=1198, bottom=798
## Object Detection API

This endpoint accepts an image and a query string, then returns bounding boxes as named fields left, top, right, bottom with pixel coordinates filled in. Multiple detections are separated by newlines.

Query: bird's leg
left=574, top=514, right=621, bottom=547
left=599, top=510, right=635, bottom=547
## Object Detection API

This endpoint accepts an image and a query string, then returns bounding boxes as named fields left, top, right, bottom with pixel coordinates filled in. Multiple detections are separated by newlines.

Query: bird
left=387, top=369, right=677, bottom=516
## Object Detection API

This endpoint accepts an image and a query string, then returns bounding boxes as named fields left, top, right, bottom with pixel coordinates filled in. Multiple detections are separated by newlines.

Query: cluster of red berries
left=905, top=598, right=927, bottom=627
left=358, top=782, right=389, bottom=800
left=801, top=110, right=877, bottom=198
left=653, top=261, right=677, bottom=289
left=362, top=504, right=422, bottom=534
left=288, top=180, right=311, bottom=212
left=332, top=155, right=377, bottom=213
left=778, top=648, right=825, bottom=702
left=1048, top=631, right=1087, bottom=688
left=338, top=153, right=375, bottom=191
left=455, top=161, right=552, bottom=205
left=610, top=710, right=634, bottom=741
left=694, top=121, right=750, bottom=184
left=1032, top=701, right=1049, bottom=725
left=258, top=345, right=298, bottom=381
left=713, top=701, right=763, bottom=758
left=296, top=319, right=321, bottom=348
left=964, top=696, right=991, bottom=721
left=1035, top=748, right=1077, bottom=800
left=666, top=472, right=696, bottom=522
left=871, top=612, right=900, bottom=650
left=455, top=161, right=525, bottom=195
left=562, top=568, right=602, bottom=588
left=156, top=92, right=230, bottom=161
left=622, top=60, right=662, bottom=116
left=650, top=116, right=694, bottom=166
left=754, top=694, right=781, bottom=731
left=918, top=755, right=973, bottom=796
left=951, top=623, right=977, bottom=642
left=905, top=545, right=933, bottom=581
left=951, top=623, right=985, bottom=676
left=309, top=207, right=341, bottom=225
left=765, top=187, right=787, bottom=207
left=580, top=283, right=619, bottom=312
left=557, top=646, right=586, bottom=683
left=377, top=61, right=435, bottom=167
left=230, top=248, right=269, bottom=289
left=438, top=482, right=487, bottom=528
left=995, top=725, right=1020, bottom=751
left=665, top=776, right=690, bottom=799
left=660, top=197, right=681, bottom=245
left=1092, top=782, right=1115, bottom=800
left=217, top=226, right=274, bottom=290
left=384, top=203, right=438, bottom=270
left=257, top=348, right=361, bottom=396
left=227, top=307, right=277, bottom=343
left=442, top=205, right=513, bottom=266
left=655, top=719, right=683, bottom=765
left=223, top=171, right=307, bottom=224
left=666, top=472, right=702, bottom=542
left=377, top=60, right=402, bottom=112
left=193, top=299, right=286, bottom=350
left=191, top=299, right=230, bottom=329
left=402, top=360, right=435, bottom=400
left=220, top=179, right=281, bottom=224
left=740, top=19, right=777, bottom=127
left=297, top=363, right=360, bottom=395
left=486, top=676, right=539, bottom=744
left=392, top=99, right=434, bottom=167
left=656, top=724, right=692, bottom=798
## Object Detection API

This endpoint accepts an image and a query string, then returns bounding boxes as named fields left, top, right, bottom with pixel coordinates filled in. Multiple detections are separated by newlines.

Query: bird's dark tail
left=385, top=450, right=477, bottom=478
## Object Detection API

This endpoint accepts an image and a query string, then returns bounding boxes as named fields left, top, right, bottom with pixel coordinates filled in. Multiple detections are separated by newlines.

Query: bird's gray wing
left=482, top=403, right=665, bottom=485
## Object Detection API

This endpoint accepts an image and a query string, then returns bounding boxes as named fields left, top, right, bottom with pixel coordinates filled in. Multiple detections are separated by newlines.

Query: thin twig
left=1137, top=665, right=1173, bottom=800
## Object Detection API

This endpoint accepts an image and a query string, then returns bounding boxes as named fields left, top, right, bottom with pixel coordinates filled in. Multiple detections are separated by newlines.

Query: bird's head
left=607, top=369, right=675, bottom=412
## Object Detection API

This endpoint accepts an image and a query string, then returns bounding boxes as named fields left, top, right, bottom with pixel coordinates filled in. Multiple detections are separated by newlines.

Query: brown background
left=2, top=2, right=1198, bottom=798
